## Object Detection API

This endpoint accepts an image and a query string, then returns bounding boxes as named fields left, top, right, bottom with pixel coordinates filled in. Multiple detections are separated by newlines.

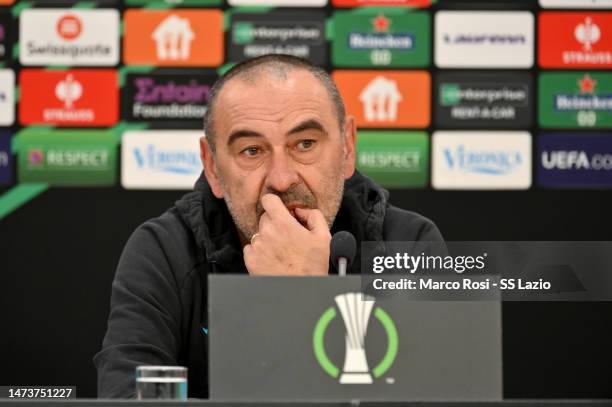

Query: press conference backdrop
left=1, top=0, right=612, bottom=399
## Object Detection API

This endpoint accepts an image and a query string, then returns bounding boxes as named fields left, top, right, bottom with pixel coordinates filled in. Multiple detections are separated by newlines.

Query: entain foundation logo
left=124, top=10, right=223, bottom=67
left=20, top=70, right=118, bottom=127
left=435, top=72, right=533, bottom=129
left=229, top=11, right=327, bottom=65
left=19, top=9, right=119, bottom=66
left=539, top=13, right=612, bottom=68
left=333, top=70, right=430, bottom=128
left=538, top=133, right=612, bottom=188
left=313, top=293, right=398, bottom=384
left=124, top=70, right=216, bottom=124
left=332, top=10, right=429, bottom=67
left=540, top=72, right=612, bottom=128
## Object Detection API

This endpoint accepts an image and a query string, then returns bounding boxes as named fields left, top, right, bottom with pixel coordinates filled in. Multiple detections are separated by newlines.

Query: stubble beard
left=217, top=166, right=346, bottom=242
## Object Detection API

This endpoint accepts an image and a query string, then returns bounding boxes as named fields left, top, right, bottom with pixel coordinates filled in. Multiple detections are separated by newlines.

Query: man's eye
left=297, top=139, right=316, bottom=151
left=241, top=146, right=260, bottom=157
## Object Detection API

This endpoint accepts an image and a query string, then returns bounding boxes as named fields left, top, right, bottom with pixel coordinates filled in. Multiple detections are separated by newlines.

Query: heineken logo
left=553, top=74, right=612, bottom=112
left=348, top=14, right=414, bottom=51
left=540, top=72, right=612, bottom=129
left=332, top=10, right=429, bottom=67
left=313, top=292, right=398, bottom=384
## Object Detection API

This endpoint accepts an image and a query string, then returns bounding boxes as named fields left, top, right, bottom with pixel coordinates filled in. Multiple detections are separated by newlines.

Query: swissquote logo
left=539, top=12, right=612, bottom=68
left=313, top=292, right=398, bottom=384
left=19, top=9, right=119, bottom=66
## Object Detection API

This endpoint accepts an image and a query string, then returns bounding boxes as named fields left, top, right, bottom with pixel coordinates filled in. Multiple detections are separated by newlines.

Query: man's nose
left=264, top=148, right=300, bottom=192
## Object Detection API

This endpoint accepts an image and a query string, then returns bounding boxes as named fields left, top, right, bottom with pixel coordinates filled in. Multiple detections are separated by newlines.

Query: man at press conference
left=94, top=55, right=443, bottom=398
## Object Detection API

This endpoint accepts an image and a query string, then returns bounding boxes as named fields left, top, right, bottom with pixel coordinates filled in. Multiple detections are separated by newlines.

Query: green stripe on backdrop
left=0, top=184, right=48, bottom=221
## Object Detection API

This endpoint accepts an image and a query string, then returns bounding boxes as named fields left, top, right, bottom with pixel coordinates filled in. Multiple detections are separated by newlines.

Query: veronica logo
left=433, top=131, right=532, bottom=190
left=443, top=145, right=522, bottom=175
left=122, top=130, right=203, bottom=190
left=133, top=145, right=200, bottom=175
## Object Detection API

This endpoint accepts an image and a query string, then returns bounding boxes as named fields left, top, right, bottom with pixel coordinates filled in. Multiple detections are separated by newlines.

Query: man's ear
left=200, top=136, right=224, bottom=199
left=343, top=116, right=357, bottom=179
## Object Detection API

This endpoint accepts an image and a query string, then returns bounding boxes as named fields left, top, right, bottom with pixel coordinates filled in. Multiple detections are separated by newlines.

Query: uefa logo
left=313, top=292, right=398, bottom=384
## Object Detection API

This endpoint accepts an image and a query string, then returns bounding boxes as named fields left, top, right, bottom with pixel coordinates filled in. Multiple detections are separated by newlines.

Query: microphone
left=330, top=231, right=357, bottom=277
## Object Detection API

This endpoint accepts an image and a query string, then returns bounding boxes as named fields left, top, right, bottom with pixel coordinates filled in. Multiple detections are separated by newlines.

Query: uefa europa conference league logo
left=313, top=293, right=398, bottom=384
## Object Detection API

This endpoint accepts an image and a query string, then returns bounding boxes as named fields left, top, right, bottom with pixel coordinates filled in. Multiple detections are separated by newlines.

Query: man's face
left=201, top=69, right=356, bottom=242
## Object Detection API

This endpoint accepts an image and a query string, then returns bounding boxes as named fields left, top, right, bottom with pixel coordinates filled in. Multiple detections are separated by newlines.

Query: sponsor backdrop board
left=539, top=72, right=612, bottom=129
left=123, top=9, right=223, bottom=67
left=0, top=131, right=11, bottom=185
left=16, top=129, right=118, bottom=186
left=228, top=0, right=328, bottom=5
left=0, top=13, right=11, bottom=63
left=332, top=9, right=430, bottom=68
left=356, top=131, right=428, bottom=188
left=19, top=69, right=118, bottom=127
left=122, top=69, right=217, bottom=126
left=539, top=0, right=612, bottom=7
left=538, top=133, right=612, bottom=188
left=435, top=11, right=534, bottom=69
left=229, top=11, right=327, bottom=65
left=0, top=69, right=14, bottom=126
left=432, top=131, right=532, bottom=190
left=538, top=12, right=612, bottom=69
left=333, top=0, right=432, bottom=6
left=121, top=130, right=203, bottom=190
left=435, top=72, right=533, bottom=129
left=333, top=70, right=430, bottom=128
left=19, top=9, right=120, bottom=66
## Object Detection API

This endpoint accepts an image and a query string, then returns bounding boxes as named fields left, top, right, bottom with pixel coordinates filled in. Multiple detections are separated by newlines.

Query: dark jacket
left=94, top=171, right=443, bottom=399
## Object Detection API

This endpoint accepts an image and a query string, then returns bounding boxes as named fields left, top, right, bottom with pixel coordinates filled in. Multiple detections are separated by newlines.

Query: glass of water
left=136, top=366, right=188, bottom=400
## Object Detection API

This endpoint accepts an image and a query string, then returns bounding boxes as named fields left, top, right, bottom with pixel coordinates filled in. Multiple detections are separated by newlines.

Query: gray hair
left=203, top=54, right=346, bottom=153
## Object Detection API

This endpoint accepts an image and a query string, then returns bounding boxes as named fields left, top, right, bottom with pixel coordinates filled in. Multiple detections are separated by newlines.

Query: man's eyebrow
left=227, top=130, right=264, bottom=147
left=287, top=119, right=327, bottom=136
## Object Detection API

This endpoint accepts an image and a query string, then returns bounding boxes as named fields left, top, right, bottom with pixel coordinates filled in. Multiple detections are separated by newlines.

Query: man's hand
left=243, top=194, right=331, bottom=276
